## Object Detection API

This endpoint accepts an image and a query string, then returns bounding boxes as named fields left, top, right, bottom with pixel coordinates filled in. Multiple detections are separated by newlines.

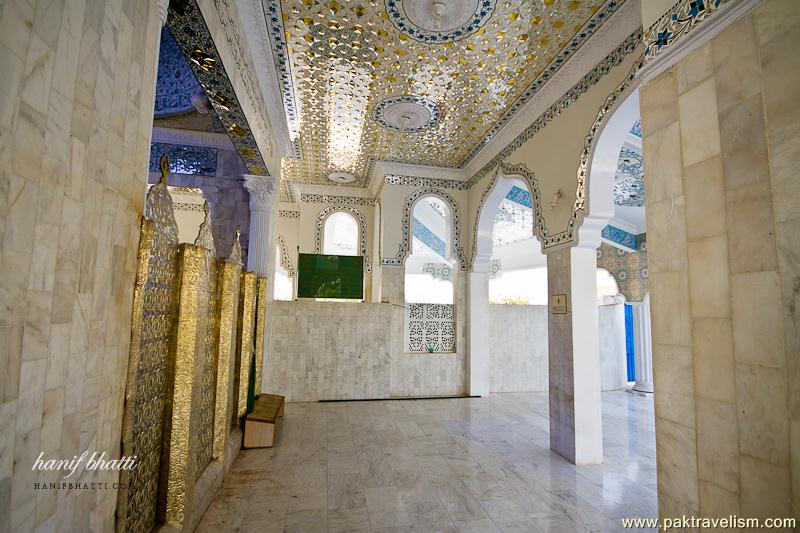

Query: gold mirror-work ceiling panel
left=266, top=0, right=621, bottom=187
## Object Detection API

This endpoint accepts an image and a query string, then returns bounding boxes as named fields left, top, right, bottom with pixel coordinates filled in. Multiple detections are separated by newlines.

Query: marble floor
left=196, top=392, right=657, bottom=532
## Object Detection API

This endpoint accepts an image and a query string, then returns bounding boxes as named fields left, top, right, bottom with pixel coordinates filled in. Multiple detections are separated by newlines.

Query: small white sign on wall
left=404, top=303, right=456, bottom=353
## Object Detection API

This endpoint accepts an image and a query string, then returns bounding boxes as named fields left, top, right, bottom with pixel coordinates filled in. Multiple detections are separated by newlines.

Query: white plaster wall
left=487, top=303, right=627, bottom=393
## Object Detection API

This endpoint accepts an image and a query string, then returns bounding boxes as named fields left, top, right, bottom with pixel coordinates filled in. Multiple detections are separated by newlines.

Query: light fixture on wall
left=550, top=188, right=562, bottom=207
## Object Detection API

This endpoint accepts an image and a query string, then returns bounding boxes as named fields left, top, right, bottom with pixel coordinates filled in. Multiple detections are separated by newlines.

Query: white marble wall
left=639, top=0, right=799, bottom=519
left=488, top=304, right=627, bottom=393
left=488, top=304, right=548, bottom=392
left=0, top=1, right=162, bottom=530
left=266, top=268, right=467, bottom=401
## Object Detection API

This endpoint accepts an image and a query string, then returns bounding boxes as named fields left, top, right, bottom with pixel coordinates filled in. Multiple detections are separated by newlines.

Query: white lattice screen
left=404, top=303, right=456, bottom=353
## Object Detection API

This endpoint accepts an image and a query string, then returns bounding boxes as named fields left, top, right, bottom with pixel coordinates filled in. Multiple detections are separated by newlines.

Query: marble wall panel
left=640, top=0, right=799, bottom=519
left=0, top=1, right=162, bottom=530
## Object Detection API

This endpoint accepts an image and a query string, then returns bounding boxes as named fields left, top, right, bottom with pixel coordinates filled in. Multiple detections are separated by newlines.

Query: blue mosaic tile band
left=505, top=186, right=532, bottom=208
left=412, top=217, right=448, bottom=260
left=149, top=142, right=218, bottom=176
left=601, top=224, right=637, bottom=250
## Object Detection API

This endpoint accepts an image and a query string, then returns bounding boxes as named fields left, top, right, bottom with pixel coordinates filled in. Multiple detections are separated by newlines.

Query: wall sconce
left=550, top=188, right=562, bottom=208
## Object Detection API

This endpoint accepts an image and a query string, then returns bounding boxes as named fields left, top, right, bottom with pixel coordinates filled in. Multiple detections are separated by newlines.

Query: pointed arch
left=313, top=205, right=372, bottom=272
left=276, top=235, right=295, bottom=277
left=470, top=163, right=545, bottom=271
left=395, top=188, right=467, bottom=271
left=573, top=57, right=643, bottom=249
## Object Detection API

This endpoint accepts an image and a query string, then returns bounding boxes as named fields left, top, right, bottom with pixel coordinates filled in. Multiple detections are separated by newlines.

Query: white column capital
left=243, top=174, right=279, bottom=212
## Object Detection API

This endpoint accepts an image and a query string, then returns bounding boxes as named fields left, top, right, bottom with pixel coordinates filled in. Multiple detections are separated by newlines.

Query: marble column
left=467, top=271, right=490, bottom=397
left=630, top=295, right=654, bottom=394
left=243, top=174, right=278, bottom=276
left=546, top=245, right=603, bottom=465
left=243, top=174, right=278, bottom=395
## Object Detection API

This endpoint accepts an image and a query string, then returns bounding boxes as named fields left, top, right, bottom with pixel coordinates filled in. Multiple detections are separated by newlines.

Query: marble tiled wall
left=0, top=1, right=161, bottom=530
left=640, top=0, right=799, bottom=519
left=488, top=304, right=549, bottom=392
left=488, top=304, right=627, bottom=393
left=266, top=267, right=468, bottom=401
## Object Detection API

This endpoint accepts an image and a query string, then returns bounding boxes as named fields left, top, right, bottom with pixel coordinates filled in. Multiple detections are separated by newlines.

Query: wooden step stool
left=243, top=394, right=285, bottom=448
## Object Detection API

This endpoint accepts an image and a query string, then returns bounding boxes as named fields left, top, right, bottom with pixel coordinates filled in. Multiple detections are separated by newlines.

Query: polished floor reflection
left=196, top=392, right=657, bottom=532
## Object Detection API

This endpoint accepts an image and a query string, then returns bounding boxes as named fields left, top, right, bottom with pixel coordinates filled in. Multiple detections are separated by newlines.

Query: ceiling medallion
left=327, top=171, right=357, bottom=184
left=374, top=96, right=441, bottom=132
left=385, top=0, right=497, bottom=43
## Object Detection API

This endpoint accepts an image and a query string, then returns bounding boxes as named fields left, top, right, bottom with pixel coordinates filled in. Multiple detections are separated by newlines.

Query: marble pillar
left=243, top=175, right=278, bottom=276
left=631, top=295, right=654, bottom=394
left=243, top=174, right=278, bottom=395
left=546, top=245, right=604, bottom=465
left=467, top=271, right=490, bottom=397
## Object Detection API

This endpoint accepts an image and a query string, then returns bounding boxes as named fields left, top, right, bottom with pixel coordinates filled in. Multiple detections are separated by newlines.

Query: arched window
left=323, top=211, right=358, bottom=256
left=274, top=244, right=293, bottom=301
left=487, top=185, right=547, bottom=305
left=405, top=196, right=454, bottom=305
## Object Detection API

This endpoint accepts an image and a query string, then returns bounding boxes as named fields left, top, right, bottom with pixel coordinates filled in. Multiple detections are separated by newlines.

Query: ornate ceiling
left=264, top=0, right=624, bottom=189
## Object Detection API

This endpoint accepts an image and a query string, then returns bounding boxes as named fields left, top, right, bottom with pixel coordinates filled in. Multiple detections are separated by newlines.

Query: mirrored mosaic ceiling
left=613, top=119, right=643, bottom=207
left=264, top=0, right=623, bottom=187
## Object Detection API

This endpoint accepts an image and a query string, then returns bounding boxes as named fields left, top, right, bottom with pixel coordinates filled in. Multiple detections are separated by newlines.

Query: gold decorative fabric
left=193, top=251, right=217, bottom=482
left=160, top=244, right=214, bottom=525
left=233, top=272, right=257, bottom=423
left=254, top=278, right=268, bottom=397
left=213, top=260, right=242, bottom=459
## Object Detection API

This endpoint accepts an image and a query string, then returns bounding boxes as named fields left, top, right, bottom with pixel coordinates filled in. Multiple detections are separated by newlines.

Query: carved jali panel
left=117, top=180, right=179, bottom=533
left=405, top=303, right=456, bottom=353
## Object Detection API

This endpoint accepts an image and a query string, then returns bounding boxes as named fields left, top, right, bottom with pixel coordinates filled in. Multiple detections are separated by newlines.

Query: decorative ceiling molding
left=384, top=174, right=470, bottom=190
left=300, top=194, right=376, bottom=206
left=166, top=1, right=269, bottom=175
left=385, top=0, right=497, bottom=43
left=235, top=0, right=293, bottom=157
left=456, top=0, right=627, bottom=168
left=206, top=0, right=281, bottom=171
left=643, top=0, right=728, bottom=62
left=638, top=0, right=760, bottom=82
